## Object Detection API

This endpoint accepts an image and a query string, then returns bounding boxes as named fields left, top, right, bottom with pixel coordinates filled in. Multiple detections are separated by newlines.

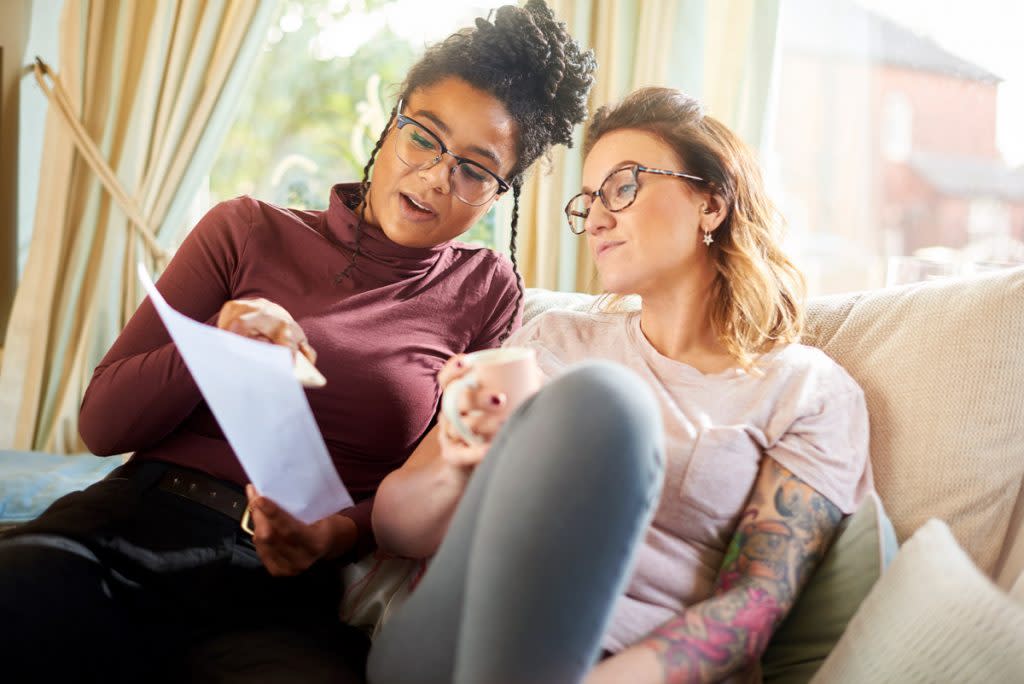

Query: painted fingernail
left=490, top=394, right=505, bottom=406
left=455, top=358, right=464, bottom=368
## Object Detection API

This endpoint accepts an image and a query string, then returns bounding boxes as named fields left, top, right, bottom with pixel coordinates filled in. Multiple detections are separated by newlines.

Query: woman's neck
left=637, top=271, right=732, bottom=370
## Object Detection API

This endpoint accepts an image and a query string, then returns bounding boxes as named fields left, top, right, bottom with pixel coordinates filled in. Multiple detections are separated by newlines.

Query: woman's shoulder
left=532, top=306, right=625, bottom=326
left=249, top=195, right=326, bottom=233
left=179, top=196, right=262, bottom=256
left=195, top=194, right=313, bottom=236
left=447, top=242, right=514, bottom=276
left=195, top=195, right=258, bottom=231
left=759, top=342, right=865, bottom=400
left=510, top=308, right=627, bottom=347
left=439, top=246, right=518, bottom=308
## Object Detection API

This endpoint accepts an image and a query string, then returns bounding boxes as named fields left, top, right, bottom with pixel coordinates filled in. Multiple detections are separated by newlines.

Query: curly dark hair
left=342, top=0, right=596, bottom=342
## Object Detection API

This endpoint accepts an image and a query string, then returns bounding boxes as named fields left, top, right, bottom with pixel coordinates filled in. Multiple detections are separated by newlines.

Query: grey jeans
left=367, top=361, right=665, bottom=684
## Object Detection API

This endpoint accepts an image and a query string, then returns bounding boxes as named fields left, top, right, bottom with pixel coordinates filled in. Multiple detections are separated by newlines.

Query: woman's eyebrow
left=582, top=161, right=642, bottom=192
left=413, top=108, right=503, bottom=169
left=413, top=109, right=451, bottom=135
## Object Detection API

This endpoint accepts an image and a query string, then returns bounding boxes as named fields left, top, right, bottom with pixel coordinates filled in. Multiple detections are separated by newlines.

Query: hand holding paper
left=215, top=297, right=327, bottom=388
left=138, top=263, right=352, bottom=523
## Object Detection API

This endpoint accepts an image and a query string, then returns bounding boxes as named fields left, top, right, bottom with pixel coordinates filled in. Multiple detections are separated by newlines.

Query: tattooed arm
left=585, top=459, right=843, bottom=684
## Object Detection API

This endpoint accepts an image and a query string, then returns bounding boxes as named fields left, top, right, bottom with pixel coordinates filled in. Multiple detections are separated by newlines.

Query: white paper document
left=138, top=263, right=353, bottom=523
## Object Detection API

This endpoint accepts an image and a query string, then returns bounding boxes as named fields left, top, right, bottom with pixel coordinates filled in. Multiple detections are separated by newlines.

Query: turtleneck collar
left=321, top=183, right=449, bottom=282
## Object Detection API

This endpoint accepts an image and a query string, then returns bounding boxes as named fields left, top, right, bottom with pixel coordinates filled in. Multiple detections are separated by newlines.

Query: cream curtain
left=0, top=0, right=275, bottom=452
left=515, top=0, right=781, bottom=293
left=697, top=0, right=781, bottom=149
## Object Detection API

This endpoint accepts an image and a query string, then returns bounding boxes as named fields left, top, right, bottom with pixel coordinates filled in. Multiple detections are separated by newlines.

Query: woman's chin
left=597, top=272, right=635, bottom=296
left=378, top=209, right=436, bottom=248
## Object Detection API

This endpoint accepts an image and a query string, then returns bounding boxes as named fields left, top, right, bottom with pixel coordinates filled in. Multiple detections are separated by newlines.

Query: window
left=203, top=0, right=507, bottom=248
left=773, top=0, right=1024, bottom=294
left=969, top=198, right=1011, bottom=240
left=882, top=92, right=912, bottom=163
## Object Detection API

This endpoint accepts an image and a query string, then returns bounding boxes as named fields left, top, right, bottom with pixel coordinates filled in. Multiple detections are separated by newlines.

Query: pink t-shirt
left=505, top=309, right=873, bottom=653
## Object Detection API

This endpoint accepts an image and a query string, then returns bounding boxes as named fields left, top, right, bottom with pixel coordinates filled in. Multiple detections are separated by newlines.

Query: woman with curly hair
left=0, top=2, right=595, bottom=680
left=371, top=87, right=873, bottom=684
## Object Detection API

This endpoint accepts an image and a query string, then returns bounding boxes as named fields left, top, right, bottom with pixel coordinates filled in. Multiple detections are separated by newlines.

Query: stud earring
left=703, top=231, right=714, bottom=246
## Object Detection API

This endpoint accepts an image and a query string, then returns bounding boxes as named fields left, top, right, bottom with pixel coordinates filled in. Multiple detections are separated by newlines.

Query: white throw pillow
left=1012, top=571, right=1024, bottom=606
left=811, top=519, right=1024, bottom=683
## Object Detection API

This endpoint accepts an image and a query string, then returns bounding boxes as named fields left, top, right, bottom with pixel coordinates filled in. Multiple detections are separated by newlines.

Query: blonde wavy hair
left=584, top=87, right=805, bottom=368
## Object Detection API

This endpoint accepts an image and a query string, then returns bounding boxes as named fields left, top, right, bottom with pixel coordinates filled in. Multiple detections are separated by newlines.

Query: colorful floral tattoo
left=641, top=459, right=842, bottom=683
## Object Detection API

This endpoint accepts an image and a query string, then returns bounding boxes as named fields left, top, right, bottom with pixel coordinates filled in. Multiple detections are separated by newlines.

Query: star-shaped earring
left=703, top=231, right=714, bottom=246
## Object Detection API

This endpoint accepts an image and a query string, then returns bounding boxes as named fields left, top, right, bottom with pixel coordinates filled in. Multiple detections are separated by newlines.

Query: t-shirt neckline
left=626, top=311, right=751, bottom=385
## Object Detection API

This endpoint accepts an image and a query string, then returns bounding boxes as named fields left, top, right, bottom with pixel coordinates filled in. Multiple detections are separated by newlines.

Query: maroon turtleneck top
left=79, top=183, right=520, bottom=556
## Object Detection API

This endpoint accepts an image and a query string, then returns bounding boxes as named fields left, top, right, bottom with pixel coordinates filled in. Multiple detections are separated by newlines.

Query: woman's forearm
left=585, top=645, right=664, bottom=684
left=603, top=581, right=780, bottom=684
left=372, top=427, right=473, bottom=558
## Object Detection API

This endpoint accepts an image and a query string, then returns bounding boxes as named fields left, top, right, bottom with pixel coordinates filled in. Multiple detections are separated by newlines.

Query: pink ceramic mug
left=441, top=347, right=542, bottom=445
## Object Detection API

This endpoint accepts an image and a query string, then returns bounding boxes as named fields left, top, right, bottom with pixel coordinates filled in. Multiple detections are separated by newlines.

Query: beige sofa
left=5, top=269, right=1021, bottom=681
left=523, top=265, right=1024, bottom=682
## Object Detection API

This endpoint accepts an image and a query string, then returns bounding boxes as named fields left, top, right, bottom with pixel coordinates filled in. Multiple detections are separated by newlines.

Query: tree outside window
left=206, top=0, right=507, bottom=248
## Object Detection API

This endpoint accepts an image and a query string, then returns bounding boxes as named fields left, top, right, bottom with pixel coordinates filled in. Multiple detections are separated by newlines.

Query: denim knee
left=524, top=360, right=664, bottom=488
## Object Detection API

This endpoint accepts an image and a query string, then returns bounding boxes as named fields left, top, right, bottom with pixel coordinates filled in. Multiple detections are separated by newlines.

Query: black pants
left=0, top=460, right=369, bottom=683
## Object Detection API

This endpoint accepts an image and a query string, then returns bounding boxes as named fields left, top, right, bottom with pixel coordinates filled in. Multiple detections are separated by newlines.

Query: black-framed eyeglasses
left=393, top=100, right=511, bottom=207
left=564, top=164, right=707, bottom=235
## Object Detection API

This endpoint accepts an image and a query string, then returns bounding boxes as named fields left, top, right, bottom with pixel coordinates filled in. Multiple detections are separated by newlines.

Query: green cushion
left=761, top=491, right=898, bottom=683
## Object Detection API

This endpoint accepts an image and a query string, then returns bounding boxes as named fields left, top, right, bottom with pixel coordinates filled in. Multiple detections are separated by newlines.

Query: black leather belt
left=109, top=460, right=249, bottom=523
left=156, top=467, right=248, bottom=522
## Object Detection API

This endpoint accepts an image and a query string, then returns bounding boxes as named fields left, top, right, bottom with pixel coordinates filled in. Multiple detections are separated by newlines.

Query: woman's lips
left=596, top=241, right=625, bottom=258
left=399, top=192, right=437, bottom=223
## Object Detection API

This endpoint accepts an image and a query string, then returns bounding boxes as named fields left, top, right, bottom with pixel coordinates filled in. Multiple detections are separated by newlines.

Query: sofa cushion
left=524, top=288, right=600, bottom=322
left=802, top=267, right=1024, bottom=576
left=810, top=519, right=1024, bottom=683
left=997, top=489, right=1024, bottom=591
left=761, top=491, right=897, bottom=683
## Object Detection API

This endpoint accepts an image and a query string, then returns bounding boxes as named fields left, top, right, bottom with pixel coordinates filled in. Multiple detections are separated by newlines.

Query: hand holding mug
left=439, top=347, right=542, bottom=467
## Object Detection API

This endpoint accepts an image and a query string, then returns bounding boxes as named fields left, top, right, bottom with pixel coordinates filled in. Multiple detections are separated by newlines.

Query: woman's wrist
left=434, top=456, right=475, bottom=499
left=319, top=513, right=359, bottom=559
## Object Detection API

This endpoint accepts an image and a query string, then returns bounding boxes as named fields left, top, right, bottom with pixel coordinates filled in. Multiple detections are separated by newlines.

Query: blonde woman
left=369, top=87, right=873, bottom=684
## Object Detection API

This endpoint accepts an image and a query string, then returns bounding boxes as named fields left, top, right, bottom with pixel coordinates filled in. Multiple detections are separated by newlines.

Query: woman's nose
left=418, top=155, right=453, bottom=194
left=585, top=197, right=614, bottom=234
